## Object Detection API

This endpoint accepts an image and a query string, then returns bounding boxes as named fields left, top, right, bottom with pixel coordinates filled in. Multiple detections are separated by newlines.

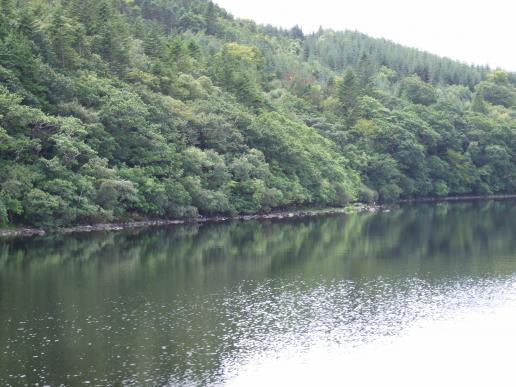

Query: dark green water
left=2, top=201, right=516, bottom=386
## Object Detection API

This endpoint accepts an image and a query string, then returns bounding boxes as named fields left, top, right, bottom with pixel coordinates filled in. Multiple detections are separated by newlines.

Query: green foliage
left=23, top=189, right=61, bottom=227
left=471, top=93, right=488, bottom=113
left=400, top=75, right=438, bottom=105
left=247, top=112, right=359, bottom=205
left=303, top=30, right=487, bottom=88
left=213, top=43, right=265, bottom=108
left=0, top=0, right=515, bottom=228
left=0, top=199, right=7, bottom=224
left=337, top=69, right=361, bottom=126
left=477, top=79, right=516, bottom=107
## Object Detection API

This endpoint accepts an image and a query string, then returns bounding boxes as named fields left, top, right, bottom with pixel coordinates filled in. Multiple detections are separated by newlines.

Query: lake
left=2, top=201, right=516, bottom=386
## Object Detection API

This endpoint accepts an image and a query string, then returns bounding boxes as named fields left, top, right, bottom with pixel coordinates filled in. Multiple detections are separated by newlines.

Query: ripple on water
left=2, top=275, right=516, bottom=385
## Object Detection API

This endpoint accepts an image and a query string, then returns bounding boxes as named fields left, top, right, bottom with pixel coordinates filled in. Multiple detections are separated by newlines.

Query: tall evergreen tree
left=290, top=25, right=304, bottom=40
left=205, top=1, right=217, bottom=35
left=0, top=0, right=16, bottom=39
left=338, top=69, right=361, bottom=126
left=356, top=52, right=375, bottom=92
left=471, top=92, right=488, bottom=114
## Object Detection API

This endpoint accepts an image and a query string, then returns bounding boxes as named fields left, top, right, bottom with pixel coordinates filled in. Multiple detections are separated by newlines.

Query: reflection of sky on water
left=226, top=277, right=516, bottom=387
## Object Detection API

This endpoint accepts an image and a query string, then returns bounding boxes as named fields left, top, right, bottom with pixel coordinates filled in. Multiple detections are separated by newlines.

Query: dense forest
left=1, top=0, right=516, bottom=227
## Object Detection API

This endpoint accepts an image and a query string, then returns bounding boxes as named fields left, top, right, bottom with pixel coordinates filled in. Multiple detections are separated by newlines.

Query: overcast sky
left=214, top=0, right=516, bottom=71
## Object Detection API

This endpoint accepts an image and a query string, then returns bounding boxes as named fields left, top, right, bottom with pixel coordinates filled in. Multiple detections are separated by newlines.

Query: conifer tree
left=205, top=1, right=217, bottom=35
left=356, top=52, right=375, bottom=93
left=337, top=69, right=361, bottom=126
left=471, top=93, right=488, bottom=114
left=0, top=0, right=15, bottom=39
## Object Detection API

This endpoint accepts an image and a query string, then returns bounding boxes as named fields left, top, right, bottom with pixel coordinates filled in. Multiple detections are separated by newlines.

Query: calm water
left=2, top=201, right=516, bottom=386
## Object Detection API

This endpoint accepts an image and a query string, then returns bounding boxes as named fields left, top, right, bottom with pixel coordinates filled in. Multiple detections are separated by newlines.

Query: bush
left=23, top=189, right=61, bottom=227
left=0, top=199, right=8, bottom=225
left=168, top=205, right=198, bottom=219
left=400, top=76, right=438, bottom=106
left=358, top=186, right=379, bottom=203
left=334, top=182, right=354, bottom=206
left=433, top=180, right=449, bottom=197
left=379, top=184, right=402, bottom=202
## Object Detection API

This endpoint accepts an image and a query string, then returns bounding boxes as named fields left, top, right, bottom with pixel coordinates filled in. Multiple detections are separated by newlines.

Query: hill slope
left=1, top=0, right=516, bottom=227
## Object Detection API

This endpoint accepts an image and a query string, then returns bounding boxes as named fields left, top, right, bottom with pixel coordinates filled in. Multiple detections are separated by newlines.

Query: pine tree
left=205, top=1, right=216, bottom=35
left=17, top=9, right=38, bottom=39
left=0, top=0, right=16, bottom=39
left=471, top=93, right=488, bottom=114
left=356, top=52, right=374, bottom=92
left=290, top=25, right=304, bottom=40
left=302, top=44, right=310, bottom=61
left=187, top=41, right=201, bottom=61
left=49, top=8, right=68, bottom=67
left=337, top=69, right=361, bottom=126
left=325, top=76, right=336, bottom=97
left=144, top=28, right=162, bottom=57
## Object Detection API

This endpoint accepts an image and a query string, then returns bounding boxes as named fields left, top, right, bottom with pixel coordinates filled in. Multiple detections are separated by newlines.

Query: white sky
left=214, top=0, right=516, bottom=71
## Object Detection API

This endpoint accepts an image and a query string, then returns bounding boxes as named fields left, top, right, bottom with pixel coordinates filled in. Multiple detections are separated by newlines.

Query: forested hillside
left=1, top=0, right=516, bottom=227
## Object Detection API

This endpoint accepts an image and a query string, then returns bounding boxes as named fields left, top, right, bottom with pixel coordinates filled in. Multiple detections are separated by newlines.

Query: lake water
left=2, top=201, right=516, bottom=386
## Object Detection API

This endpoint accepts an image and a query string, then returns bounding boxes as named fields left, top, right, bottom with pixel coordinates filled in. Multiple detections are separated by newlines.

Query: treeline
left=0, top=0, right=515, bottom=227
left=302, top=30, right=490, bottom=88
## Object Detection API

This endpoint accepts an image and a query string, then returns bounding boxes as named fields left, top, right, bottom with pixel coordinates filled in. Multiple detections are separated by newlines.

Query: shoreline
left=2, top=194, right=516, bottom=239
left=398, top=194, right=516, bottom=203
left=0, top=205, right=380, bottom=238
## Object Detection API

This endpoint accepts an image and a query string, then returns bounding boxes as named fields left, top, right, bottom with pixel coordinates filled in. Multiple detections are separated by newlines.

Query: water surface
left=2, top=201, right=516, bottom=386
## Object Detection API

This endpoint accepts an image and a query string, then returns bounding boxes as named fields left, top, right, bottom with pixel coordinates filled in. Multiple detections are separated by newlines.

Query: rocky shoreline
left=3, top=194, right=516, bottom=239
left=0, top=204, right=381, bottom=238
